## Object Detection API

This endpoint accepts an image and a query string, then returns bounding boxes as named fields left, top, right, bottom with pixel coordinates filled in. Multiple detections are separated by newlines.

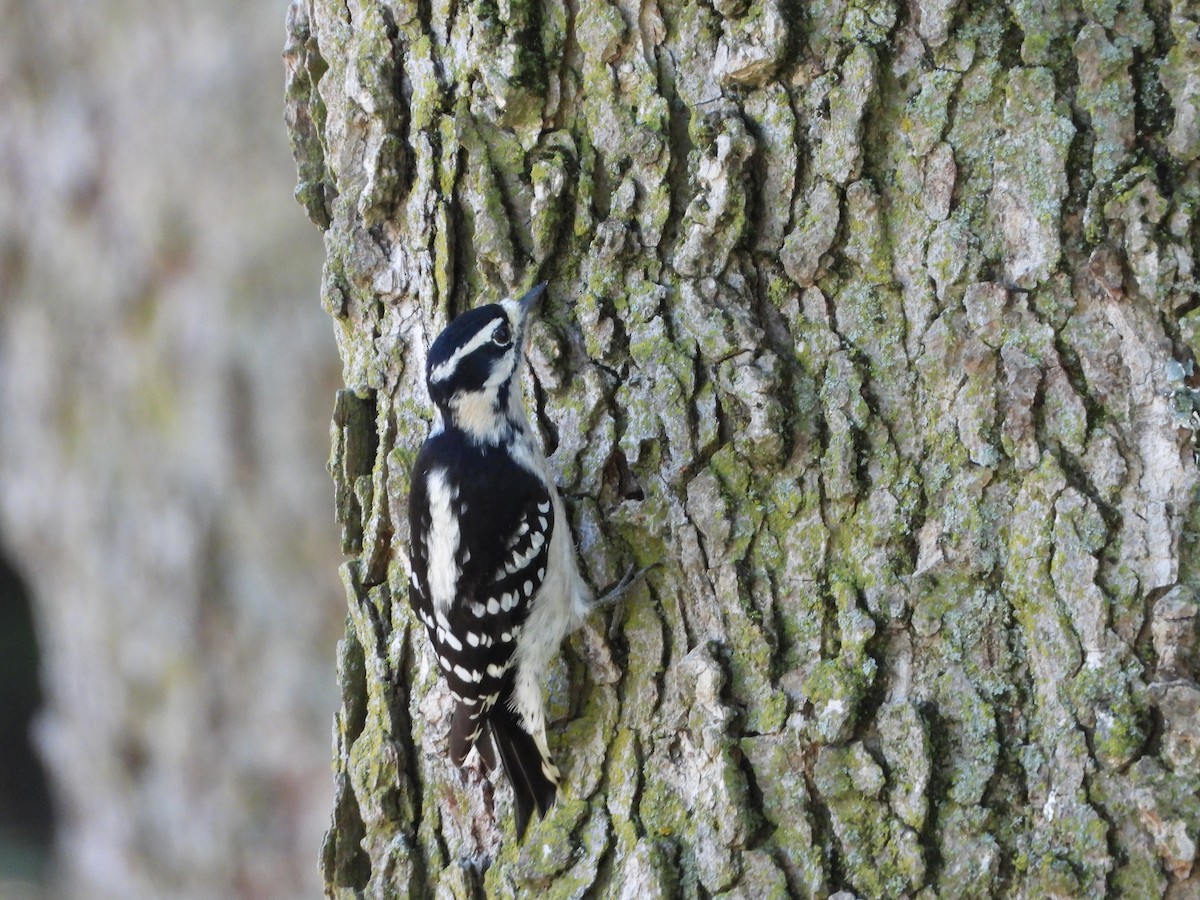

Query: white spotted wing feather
left=408, top=458, right=553, bottom=768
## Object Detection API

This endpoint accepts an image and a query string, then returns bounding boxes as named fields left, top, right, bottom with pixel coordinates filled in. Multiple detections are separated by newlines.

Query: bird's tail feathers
left=450, top=701, right=495, bottom=769
left=488, top=701, right=558, bottom=838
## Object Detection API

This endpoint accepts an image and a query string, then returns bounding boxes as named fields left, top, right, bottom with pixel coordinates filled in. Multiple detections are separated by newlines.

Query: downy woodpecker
left=407, top=282, right=593, bottom=837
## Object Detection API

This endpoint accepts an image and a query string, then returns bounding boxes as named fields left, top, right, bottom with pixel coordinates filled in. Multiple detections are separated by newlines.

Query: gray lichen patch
left=876, top=701, right=930, bottom=832
left=781, top=179, right=841, bottom=288
left=673, top=117, right=755, bottom=278
left=741, top=86, right=797, bottom=253
left=1163, top=0, right=1200, bottom=162
left=713, top=0, right=789, bottom=88
left=1073, top=22, right=1135, bottom=186
left=815, top=46, right=879, bottom=186
left=913, top=0, right=961, bottom=49
left=284, top=0, right=334, bottom=228
left=988, top=68, right=1074, bottom=290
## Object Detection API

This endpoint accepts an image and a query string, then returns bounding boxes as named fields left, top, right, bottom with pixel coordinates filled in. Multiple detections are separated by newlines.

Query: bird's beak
left=513, top=282, right=547, bottom=351
left=516, top=281, right=547, bottom=321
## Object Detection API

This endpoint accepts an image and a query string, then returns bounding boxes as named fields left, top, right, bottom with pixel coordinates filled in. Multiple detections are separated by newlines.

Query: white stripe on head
left=428, top=314, right=508, bottom=385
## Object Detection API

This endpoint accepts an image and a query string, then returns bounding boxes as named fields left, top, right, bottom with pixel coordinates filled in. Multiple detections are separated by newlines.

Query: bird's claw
left=595, top=562, right=660, bottom=607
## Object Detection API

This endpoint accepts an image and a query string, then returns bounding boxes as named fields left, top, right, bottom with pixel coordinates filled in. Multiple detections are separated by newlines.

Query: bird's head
left=426, top=282, right=546, bottom=444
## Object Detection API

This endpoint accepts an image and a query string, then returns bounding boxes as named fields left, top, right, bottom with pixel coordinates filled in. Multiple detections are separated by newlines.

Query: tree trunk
left=287, top=0, right=1200, bottom=896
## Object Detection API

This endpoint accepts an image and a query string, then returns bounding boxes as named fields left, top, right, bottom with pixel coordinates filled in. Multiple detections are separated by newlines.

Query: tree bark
left=287, top=0, right=1200, bottom=896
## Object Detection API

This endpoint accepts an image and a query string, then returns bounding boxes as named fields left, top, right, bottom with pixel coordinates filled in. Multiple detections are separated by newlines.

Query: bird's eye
left=493, top=322, right=512, bottom=346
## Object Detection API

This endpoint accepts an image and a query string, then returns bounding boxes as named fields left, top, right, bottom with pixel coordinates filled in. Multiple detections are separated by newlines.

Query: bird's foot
left=594, top=562, right=660, bottom=607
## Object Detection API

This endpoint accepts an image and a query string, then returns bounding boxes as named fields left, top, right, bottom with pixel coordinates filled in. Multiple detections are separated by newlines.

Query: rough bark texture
left=0, top=2, right=342, bottom=897
left=287, top=0, right=1200, bottom=896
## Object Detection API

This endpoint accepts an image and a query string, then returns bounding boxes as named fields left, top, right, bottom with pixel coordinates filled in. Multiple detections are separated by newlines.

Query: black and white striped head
left=426, top=283, right=545, bottom=443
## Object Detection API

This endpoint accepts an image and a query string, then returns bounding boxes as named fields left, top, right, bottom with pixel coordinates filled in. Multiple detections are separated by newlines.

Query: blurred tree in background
left=0, top=1, right=342, bottom=897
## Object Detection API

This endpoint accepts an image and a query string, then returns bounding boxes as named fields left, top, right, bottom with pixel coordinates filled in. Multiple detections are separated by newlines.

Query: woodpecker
left=407, top=282, right=594, bottom=837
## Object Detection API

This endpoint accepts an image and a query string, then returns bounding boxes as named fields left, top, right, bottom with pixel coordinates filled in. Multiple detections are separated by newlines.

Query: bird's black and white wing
left=408, top=441, right=558, bottom=833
